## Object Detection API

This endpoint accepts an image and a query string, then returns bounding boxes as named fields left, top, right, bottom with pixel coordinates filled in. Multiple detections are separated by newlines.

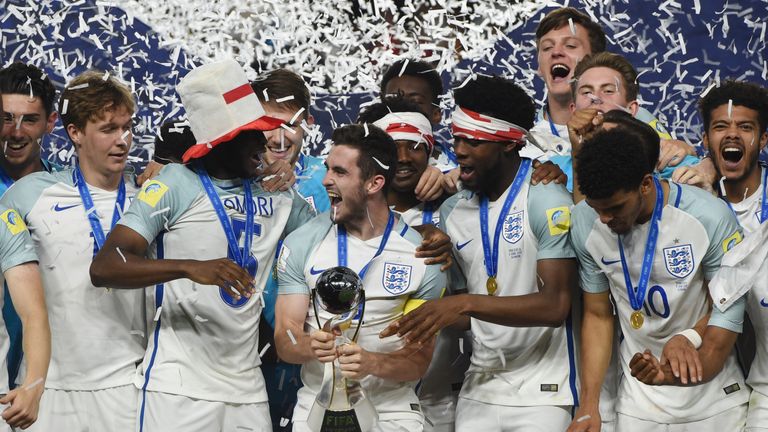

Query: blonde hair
left=59, top=70, right=135, bottom=132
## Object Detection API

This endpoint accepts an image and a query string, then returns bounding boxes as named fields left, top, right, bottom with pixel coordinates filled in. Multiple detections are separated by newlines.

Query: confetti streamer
left=287, top=329, right=297, bottom=345
left=115, top=247, right=127, bottom=263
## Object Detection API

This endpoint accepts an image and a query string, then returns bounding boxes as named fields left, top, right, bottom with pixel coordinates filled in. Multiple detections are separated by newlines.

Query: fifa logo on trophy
left=307, top=266, right=378, bottom=432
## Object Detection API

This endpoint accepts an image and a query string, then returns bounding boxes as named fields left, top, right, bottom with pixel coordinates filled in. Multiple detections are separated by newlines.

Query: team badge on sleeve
left=546, top=206, right=571, bottom=236
left=503, top=211, right=524, bottom=243
left=137, top=180, right=169, bottom=207
left=722, top=231, right=743, bottom=253
left=382, top=263, right=412, bottom=295
left=1, top=209, right=27, bottom=235
left=663, top=244, right=694, bottom=278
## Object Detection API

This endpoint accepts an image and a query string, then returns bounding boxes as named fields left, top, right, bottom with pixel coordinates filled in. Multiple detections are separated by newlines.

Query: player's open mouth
left=459, top=165, right=475, bottom=182
left=551, top=64, right=571, bottom=82
left=721, top=144, right=744, bottom=164
left=267, top=144, right=292, bottom=157
left=327, top=190, right=342, bottom=206
left=4, top=140, right=28, bottom=151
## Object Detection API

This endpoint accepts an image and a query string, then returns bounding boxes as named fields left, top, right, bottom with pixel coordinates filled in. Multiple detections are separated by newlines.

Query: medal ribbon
left=195, top=164, right=254, bottom=268
left=479, top=159, right=532, bottom=281
left=618, top=176, right=664, bottom=312
left=421, top=201, right=435, bottom=226
left=337, top=211, right=395, bottom=280
left=74, top=165, right=126, bottom=254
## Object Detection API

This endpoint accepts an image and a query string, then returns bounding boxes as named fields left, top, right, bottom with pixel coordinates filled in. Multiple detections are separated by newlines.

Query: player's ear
left=639, top=173, right=654, bottom=194
left=366, top=174, right=385, bottom=195
left=759, top=130, right=768, bottom=151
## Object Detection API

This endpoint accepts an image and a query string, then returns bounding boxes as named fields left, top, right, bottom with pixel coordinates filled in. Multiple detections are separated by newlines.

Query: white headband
left=373, top=112, right=434, bottom=153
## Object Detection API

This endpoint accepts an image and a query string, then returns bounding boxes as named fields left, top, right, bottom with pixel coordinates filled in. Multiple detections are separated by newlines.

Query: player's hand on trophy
left=0, top=379, right=44, bottom=429
left=258, top=159, right=296, bottom=192
left=336, top=343, right=373, bottom=380
left=413, top=224, right=452, bottom=270
left=658, top=138, right=696, bottom=170
left=183, top=258, right=254, bottom=299
left=659, top=334, right=702, bottom=384
left=415, top=166, right=445, bottom=202
left=380, top=295, right=464, bottom=344
left=567, top=108, right=603, bottom=154
left=310, top=330, right=338, bottom=363
left=530, top=160, right=567, bottom=185
left=566, top=406, right=602, bottom=432
left=629, top=349, right=667, bottom=385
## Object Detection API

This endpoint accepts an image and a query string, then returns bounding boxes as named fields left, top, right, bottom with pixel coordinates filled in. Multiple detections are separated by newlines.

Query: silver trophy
left=307, top=266, right=378, bottom=432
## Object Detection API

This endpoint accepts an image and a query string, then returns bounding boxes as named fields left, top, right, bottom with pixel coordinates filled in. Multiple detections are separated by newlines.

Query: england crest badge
left=503, top=211, right=524, bottom=244
left=382, top=263, right=412, bottom=295
left=663, top=244, right=694, bottom=278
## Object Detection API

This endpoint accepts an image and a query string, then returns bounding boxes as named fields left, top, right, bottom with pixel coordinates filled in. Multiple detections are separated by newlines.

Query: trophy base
left=307, top=400, right=378, bottom=432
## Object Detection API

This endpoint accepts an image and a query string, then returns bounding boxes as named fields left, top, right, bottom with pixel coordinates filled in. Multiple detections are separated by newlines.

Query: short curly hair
left=379, top=59, right=443, bottom=104
left=331, top=123, right=396, bottom=192
left=59, top=70, right=135, bottom=133
left=699, top=80, right=768, bottom=134
left=0, top=62, right=57, bottom=115
left=453, top=75, right=535, bottom=130
left=576, top=127, right=656, bottom=199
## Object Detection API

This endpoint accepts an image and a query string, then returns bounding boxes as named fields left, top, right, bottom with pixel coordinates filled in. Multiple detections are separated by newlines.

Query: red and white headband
left=372, top=112, right=434, bottom=154
left=451, top=106, right=528, bottom=143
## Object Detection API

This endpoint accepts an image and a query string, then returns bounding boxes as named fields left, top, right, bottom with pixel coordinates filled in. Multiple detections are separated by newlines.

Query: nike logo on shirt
left=456, top=239, right=473, bottom=250
left=53, top=203, right=80, bottom=212
left=309, top=266, right=326, bottom=275
left=600, top=257, right=621, bottom=265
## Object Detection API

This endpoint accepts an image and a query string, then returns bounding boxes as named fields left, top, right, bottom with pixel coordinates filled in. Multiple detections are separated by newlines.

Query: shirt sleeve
left=410, top=263, right=446, bottom=301
left=708, top=293, right=746, bottom=333
left=0, top=207, right=38, bottom=272
left=571, top=203, right=610, bottom=293
left=700, top=200, right=743, bottom=281
left=118, top=164, right=199, bottom=243
left=283, top=190, right=317, bottom=237
left=527, top=182, right=576, bottom=260
left=277, top=217, right=330, bottom=295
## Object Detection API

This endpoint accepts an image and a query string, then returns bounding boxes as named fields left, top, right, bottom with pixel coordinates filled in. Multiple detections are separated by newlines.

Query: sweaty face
left=69, top=106, right=133, bottom=179
left=261, top=103, right=308, bottom=166
left=586, top=187, right=644, bottom=235
left=323, top=145, right=369, bottom=225
left=391, top=139, right=430, bottom=193
left=573, top=67, right=637, bottom=114
left=1, top=94, right=56, bottom=169
left=454, top=137, right=508, bottom=193
left=383, top=76, right=441, bottom=126
left=704, top=104, right=768, bottom=183
left=537, top=24, right=592, bottom=101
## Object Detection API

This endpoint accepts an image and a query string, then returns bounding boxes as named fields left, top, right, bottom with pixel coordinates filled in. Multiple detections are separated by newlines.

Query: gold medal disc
left=486, top=277, right=497, bottom=295
left=630, top=311, right=644, bottom=329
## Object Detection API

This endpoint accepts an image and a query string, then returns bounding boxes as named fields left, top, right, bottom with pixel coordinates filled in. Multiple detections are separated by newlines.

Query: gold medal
left=630, top=311, right=644, bottom=329
left=486, top=276, right=497, bottom=296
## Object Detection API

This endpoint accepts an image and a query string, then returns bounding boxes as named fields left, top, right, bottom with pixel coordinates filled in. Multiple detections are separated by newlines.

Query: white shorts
left=747, top=390, right=768, bottom=431
left=455, top=397, right=571, bottom=431
left=616, top=403, right=747, bottom=431
left=137, top=390, right=271, bottom=432
left=422, top=399, right=457, bottom=432
left=26, top=385, right=137, bottom=432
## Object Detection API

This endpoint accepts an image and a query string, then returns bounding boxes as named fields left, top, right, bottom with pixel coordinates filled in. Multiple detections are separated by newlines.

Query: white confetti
left=259, top=342, right=271, bottom=358
left=287, top=329, right=297, bottom=345
left=150, top=207, right=171, bottom=218
left=61, top=99, right=69, bottom=116
left=262, top=88, right=269, bottom=102
left=728, top=99, right=733, bottom=118
left=568, top=17, right=576, bottom=35
left=194, top=315, right=208, bottom=323
left=115, top=247, right=127, bottom=263
left=398, top=59, right=409, bottom=77
left=363, top=122, right=369, bottom=137
left=153, top=306, right=162, bottom=322
left=130, top=330, right=145, bottom=338
left=68, top=83, right=89, bottom=90
left=279, top=418, right=290, bottom=427
left=275, top=95, right=294, bottom=103
left=289, top=107, right=305, bottom=125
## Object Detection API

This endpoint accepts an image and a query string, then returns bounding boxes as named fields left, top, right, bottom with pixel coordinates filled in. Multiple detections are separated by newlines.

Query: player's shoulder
left=1, top=169, right=68, bottom=212
left=284, top=212, right=331, bottom=243
left=153, top=163, right=198, bottom=185
left=570, top=200, right=600, bottom=241
left=439, top=189, right=473, bottom=220
left=394, top=217, right=424, bottom=249
left=673, top=182, right=733, bottom=225
left=529, top=180, right=572, bottom=206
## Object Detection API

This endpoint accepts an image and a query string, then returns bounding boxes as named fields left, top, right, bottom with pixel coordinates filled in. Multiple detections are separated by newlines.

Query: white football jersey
left=119, top=163, right=314, bottom=404
left=396, top=201, right=440, bottom=228
left=0, top=204, right=38, bottom=394
left=571, top=181, right=748, bottom=423
left=0, top=168, right=145, bottom=391
left=728, top=167, right=768, bottom=398
left=277, top=213, right=445, bottom=416
left=439, top=169, right=578, bottom=407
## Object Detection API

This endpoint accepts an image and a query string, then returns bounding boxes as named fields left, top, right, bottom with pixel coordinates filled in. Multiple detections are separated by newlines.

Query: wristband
left=676, top=328, right=703, bottom=349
